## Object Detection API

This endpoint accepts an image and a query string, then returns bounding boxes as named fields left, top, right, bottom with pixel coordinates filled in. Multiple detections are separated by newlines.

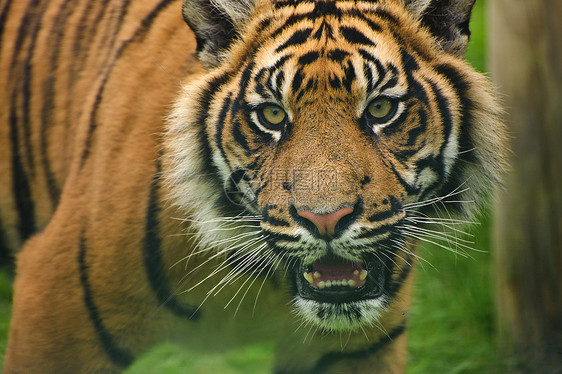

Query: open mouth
left=295, top=253, right=386, bottom=304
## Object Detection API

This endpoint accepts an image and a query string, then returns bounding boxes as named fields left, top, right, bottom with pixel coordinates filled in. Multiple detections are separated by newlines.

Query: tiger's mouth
left=294, top=254, right=386, bottom=304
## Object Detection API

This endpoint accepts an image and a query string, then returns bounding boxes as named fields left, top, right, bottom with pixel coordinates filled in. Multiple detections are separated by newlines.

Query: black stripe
left=255, top=17, right=272, bottom=34
left=0, top=215, right=14, bottom=271
left=232, top=120, right=252, bottom=154
left=269, top=10, right=316, bottom=39
left=373, top=8, right=399, bottom=25
left=311, top=323, right=406, bottom=373
left=355, top=224, right=394, bottom=239
left=263, top=205, right=291, bottom=228
left=328, top=74, right=341, bottom=89
left=276, top=322, right=407, bottom=374
left=348, top=8, right=383, bottom=33
left=0, top=0, right=14, bottom=57
left=340, top=26, right=376, bottom=46
left=230, top=62, right=256, bottom=117
left=193, top=73, right=232, bottom=216
left=273, top=0, right=301, bottom=8
left=378, top=76, right=398, bottom=93
left=406, top=108, right=428, bottom=146
left=271, top=54, right=291, bottom=73
left=419, top=79, right=454, bottom=196
left=431, top=64, right=477, bottom=213
left=298, top=51, right=320, bottom=66
left=215, top=94, right=233, bottom=169
left=79, top=0, right=133, bottom=168
left=313, top=0, right=341, bottom=16
left=20, top=0, right=51, bottom=176
left=264, top=231, right=301, bottom=244
left=326, top=48, right=350, bottom=63
left=291, top=70, right=304, bottom=93
left=362, top=62, right=374, bottom=91
left=342, top=60, right=356, bottom=92
left=71, top=0, right=112, bottom=86
left=275, top=28, right=313, bottom=52
left=78, top=231, right=134, bottom=368
left=274, top=70, right=285, bottom=94
left=40, top=0, right=77, bottom=207
left=312, top=20, right=335, bottom=40
left=358, top=49, right=386, bottom=89
left=435, top=64, right=476, bottom=163
left=80, top=0, right=175, bottom=168
left=368, top=195, right=402, bottom=223
left=387, top=255, right=414, bottom=298
left=10, top=101, right=36, bottom=242
left=254, top=68, right=269, bottom=98
left=296, top=77, right=315, bottom=103
left=143, top=171, right=200, bottom=320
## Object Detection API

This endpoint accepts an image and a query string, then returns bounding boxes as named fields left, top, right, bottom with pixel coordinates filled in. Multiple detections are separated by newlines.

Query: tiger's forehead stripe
left=245, top=22, right=389, bottom=106
left=262, top=0, right=391, bottom=45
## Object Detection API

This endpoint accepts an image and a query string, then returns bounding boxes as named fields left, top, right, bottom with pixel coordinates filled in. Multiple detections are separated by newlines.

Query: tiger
left=0, top=0, right=508, bottom=372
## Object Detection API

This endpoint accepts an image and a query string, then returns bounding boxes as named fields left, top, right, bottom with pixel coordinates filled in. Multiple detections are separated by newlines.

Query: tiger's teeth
left=348, top=279, right=357, bottom=287
left=360, top=270, right=368, bottom=281
left=313, top=272, right=321, bottom=279
left=318, top=281, right=326, bottom=289
left=303, top=272, right=314, bottom=284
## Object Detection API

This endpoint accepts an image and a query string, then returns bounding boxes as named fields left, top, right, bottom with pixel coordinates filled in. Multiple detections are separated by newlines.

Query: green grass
left=0, top=1, right=516, bottom=372
left=407, top=211, right=516, bottom=373
left=0, top=270, right=12, bottom=369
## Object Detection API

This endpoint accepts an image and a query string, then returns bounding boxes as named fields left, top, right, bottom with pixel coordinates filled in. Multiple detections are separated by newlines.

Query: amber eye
left=366, top=97, right=397, bottom=121
left=259, top=104, right=287, bottom=128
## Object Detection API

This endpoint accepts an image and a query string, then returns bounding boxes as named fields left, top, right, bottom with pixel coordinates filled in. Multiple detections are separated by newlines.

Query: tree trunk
left=489, top=0, right=562, bottom=372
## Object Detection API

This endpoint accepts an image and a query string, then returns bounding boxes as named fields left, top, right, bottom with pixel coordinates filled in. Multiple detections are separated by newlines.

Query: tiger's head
left=164, top=0, right=507, bottom=331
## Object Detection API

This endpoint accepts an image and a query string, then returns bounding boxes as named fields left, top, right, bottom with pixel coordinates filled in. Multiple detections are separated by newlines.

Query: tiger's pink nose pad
left=297, top=207, right=354, bottom=237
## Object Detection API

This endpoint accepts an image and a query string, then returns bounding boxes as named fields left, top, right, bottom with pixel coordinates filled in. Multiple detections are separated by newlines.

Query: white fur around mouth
left=293, top=297, right=388, bottom=331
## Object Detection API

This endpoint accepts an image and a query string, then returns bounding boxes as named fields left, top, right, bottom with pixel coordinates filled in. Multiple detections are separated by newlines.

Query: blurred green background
left=0, top=1, right=518, bottom=372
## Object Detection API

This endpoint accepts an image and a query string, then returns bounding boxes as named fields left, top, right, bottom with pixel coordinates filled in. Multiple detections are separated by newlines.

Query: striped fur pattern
left=0, top=0, right=507, bottom=372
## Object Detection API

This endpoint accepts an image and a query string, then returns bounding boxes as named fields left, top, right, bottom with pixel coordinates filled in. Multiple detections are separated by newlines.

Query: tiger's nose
left=297, top=207, right=354, bottom=238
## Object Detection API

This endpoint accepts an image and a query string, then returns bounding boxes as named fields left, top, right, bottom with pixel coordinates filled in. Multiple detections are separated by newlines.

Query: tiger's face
left=165, top=0, right=505, bottom=332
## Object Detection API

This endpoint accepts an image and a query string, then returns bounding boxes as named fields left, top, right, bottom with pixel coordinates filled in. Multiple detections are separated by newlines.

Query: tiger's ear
left=404, top=0, right=476, bottom=57
left=182, top=0, right=256, bottom=68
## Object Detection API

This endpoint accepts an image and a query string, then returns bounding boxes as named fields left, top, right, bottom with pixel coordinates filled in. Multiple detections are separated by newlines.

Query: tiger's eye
left=261, top=105, right=286, bottom=126
left=367, top=98, right=394, bottom=119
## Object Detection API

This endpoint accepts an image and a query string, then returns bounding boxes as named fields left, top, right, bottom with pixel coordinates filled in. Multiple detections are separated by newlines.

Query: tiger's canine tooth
left=360, top=270, right=368, bottom=281
left=303, top=272, right=314, bottom=284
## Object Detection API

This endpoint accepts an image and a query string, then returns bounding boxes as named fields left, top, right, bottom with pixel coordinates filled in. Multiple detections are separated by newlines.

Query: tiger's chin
left=291, top=254, right=389, bottom=332
left=293, top=298, right=388, bottom=332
